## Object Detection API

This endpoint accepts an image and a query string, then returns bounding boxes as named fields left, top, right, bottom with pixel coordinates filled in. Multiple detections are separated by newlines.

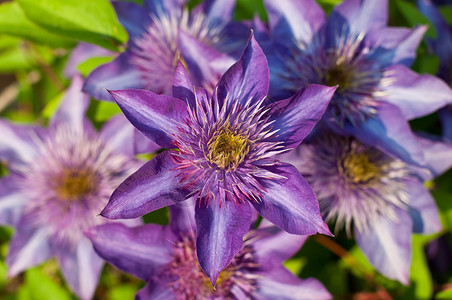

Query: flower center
left=207, top=127, right=249, bottom=170
left=343, top=152, right=380, bottom=184
left=324, top=65, right=353, bottom=91
left=55, top=168, right=98, bottom=201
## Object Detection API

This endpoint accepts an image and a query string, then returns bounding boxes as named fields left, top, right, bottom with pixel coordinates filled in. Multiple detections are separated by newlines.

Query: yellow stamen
left=207, top=127, right=249, bottom=171
left=343, top=152, right=380, bottom=183
left=55, top=169, right=98, bottom=201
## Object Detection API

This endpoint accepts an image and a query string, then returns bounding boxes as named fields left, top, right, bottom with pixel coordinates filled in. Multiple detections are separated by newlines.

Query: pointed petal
left=0, top=120, right=41, bottom=164
left=345, top=101, right=425, bottom=166
left=380, top=65, right=452, bottom=120
left=405, top=179, right=442, bottom=234
left=355, top=208, right=412, bottom=284
left=64, top=43, right=112, bottom=78
left=101, top=151, right=188, bottom=219
left=109, top=89, right=188, bottom=149
left=0, top=176, right=28, bottom=226
left=100, top=114, right=137, bottom=157
left=50, top=74, right=90, bottom=132
left=215, top=33, right=269, bottom=108
left=178, top=30, right=233, bottom=92
left=55, top=238, right=104, bottom=300
left=331, top=0, right=388, bottom=34
left=268, top=84, right=335, bottom=149
left=368, top=26, right=426, bottom=66
left=136, top=281, right=177, bottom=300
left=85, top=223, right=173, bottom=281
left=257, top=273, right=332, bottom=300
left=113, top=1, right=149, bottom=38
left=83, top=51, right=144, bottom=101
left=264, top=0, right=325, bottom=43
left=7, top=223, right=52, bottom=276
left=169, top=200, right=196, bottom=236
left=416, top=133, right=452, bottom=178
left=201, top=0, right=235, bottom=25
left=172, top=61, right=196, bottom=107
left=196, top=200, right=252, bottom=285
left=253, top=164, right=331, bottom=236
left=252, top=222, right=308, bottom=270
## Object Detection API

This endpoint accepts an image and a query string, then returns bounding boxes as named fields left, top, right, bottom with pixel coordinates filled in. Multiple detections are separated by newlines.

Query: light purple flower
left=0, top=76, right=142, bottom=300
left=263, top=0, right=452, bottom=166
left=87, top=204, right=332, bottom=300
left=283, top=131, right=442, bottom=284
left=83, top=0, right=249, bottom=100
left=101, top=34, right=335, bottom=284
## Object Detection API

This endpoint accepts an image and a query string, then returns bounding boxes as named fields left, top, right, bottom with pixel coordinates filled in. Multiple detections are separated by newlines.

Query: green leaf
left=432, top=189, right=452, bottom=230
left=408, top=235, right=433, bottom=299
left=0, top=47, right=33, bottom=73
left=395, top=0, right=436, bottom=38
left=77, top=56, right=114, bottom=77
left=16, top=0, right=128, bottom=51
left=23, top=267, right=71, bottom=300
left=436, top=288, right=452, bottom=299
left=0, top=2, right=75, bottom=48
left=94, top=101, right=121, bottom=122
left=283, top=257, right=307, bottom=275
left=42, top=92, right=64, bottom=119
left=108, top=284, right=137, bottom=300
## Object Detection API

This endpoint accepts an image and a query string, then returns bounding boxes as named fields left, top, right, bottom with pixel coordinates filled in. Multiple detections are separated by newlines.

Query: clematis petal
left=405, top=179, right=442, bottom=235
left=268, top=84, right=335, bottom=149
left=50, top=74, right=90, bottom=133
left=201, top=0, right=236, bottom=25
left=101, top=151, right=189, bottom=219
left=252, top=220, right=308, bottom=270
left=215, top=33, right=269, bottom=108
left=64, top=43, right=112, bottom=78
left=0, top=120, right=41, bottom=164
left=7, top=222, right=52, bottom=276
left=368, top=26, right=427, bottom=66
left=172, top=61, right=196, bottom=107
left=85, top=223, right=173, bottom=281
left=264, top=0, right=325, bottom=44
left=0, top=176, right=28, bottom=226
left=55, top=238, right=104, bottom=300
left=355, top=207, right=412, bottom=284
left=196, top=200, right=252, bottom=285
left=380, top=64, right=452, bottom=120
left=136, top=281, right=177, bottom=300
left=257, top=269, right=332, bottom=300
left=109, top=89, right=188, bottom=149
left=114, top=1, right=150, bottom=38
left=178, top=30, right=234, bottom=92
left=253, top=164, right=332, bottom=236
left=331, top=0, right=388, bottom=35
left=83, top=51, right=144, bottom=101
left=416, top=133, right=452, bottom=178
left=344, top=101, right=425, bottom=166
left=169, top=200, right=196, bottom=236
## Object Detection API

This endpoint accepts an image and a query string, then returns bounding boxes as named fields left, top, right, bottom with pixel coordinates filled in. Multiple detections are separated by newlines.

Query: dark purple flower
left=0, top=76, right=142, bottom=299
left=101, top=35, right=335, bottom=283
left=83, top=0, right=249, bottom=100
left=283, top=131, right=442, bottom=284
left=263, top=0, right=452, bottom=166
left=87, top=204, right=332, bottom=299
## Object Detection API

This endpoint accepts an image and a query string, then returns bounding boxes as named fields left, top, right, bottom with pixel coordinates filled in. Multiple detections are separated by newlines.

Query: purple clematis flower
left=0, top=76, right=142, bottom=300
left=86, top=204, right=332, bottom=299
left=83, top=0, right=249, bottom=101
left=263, top=0, right=452, bottom=166
left=282, top=131, right=442, bottom=284
left=101, top=34, right=335, bottom=284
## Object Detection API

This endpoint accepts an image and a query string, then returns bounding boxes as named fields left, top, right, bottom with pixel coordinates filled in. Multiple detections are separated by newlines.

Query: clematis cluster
left=2, top=0, right=452, bottom=299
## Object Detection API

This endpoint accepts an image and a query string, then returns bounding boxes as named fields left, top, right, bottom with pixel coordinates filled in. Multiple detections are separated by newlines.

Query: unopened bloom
left=83, top=0, right=249, bottom=100
left=0, top=76, right=141, bottom=299
left=87, top=204, right=332, bottom=300
left=283, top=132, right=442, bottom=284
left=101, top=35, right=335, bottom=283
left=263, top=0, right=452, bottom=165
